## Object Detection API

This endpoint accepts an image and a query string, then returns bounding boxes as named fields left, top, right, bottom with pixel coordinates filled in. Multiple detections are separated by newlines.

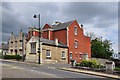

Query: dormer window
left=75, top=26, right=77, bottom=35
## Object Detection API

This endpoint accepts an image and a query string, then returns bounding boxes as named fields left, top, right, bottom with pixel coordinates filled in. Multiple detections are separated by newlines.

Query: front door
left=15, top=50, right=17, bottom=55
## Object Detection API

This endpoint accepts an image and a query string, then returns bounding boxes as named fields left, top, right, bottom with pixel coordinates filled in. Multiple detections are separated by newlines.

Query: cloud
left=2, top=2, right=118, bottom=53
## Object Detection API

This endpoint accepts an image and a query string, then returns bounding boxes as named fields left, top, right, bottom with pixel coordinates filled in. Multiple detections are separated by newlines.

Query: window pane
left=75, top=40, right=77, bottom=48
left=79, top=54, right=81, bottom=59
left=76, top=53, right=77, bottom=59
left=75, top=27, right=77, bottom=35
left=46, top=50, right=50, bottom=57
left=31, top=43, right=36, bottom=53
left=62, top=51, right=65, bottom=58
left=70, top=52, right=72, bottom=59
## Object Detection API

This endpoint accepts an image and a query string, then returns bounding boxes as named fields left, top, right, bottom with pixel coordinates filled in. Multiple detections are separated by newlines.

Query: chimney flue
left=55, top=38, right=58, bottom=46
left=81, top=24, right=83, bottom=29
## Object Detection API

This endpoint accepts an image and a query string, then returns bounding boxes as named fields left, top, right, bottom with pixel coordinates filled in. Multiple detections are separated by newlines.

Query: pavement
left=58, top=67, right=119, bottom=79
left=1, top=59, right=119, bottom=79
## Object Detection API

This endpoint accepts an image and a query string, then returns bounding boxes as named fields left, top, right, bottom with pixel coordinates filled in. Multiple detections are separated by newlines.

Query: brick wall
left=68, top=20, right=91, bottom=63
left=52, top=30, right=67, bottom=45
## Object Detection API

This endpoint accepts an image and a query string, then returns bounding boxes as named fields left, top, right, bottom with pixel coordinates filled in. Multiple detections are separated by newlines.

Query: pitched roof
left=48, top=21, right=74, bottom=30
left=0, top=44, right=9, bottom=50
left=14, top=34, right=18, bottom=41
left=23, top=33, right=28, bottom=39
left=34, top=37, right=68, bottom=48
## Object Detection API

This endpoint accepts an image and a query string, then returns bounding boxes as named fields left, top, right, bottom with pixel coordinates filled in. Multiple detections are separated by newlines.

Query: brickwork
left=28, top=20, right=91, bottom=63
left=68, top=20, right=91, bottom=62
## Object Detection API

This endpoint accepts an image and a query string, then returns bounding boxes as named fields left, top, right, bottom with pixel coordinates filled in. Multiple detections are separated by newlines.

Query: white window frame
left=83, top=53, right=88, bottom=59
left=46, top=50, right=51, bottom=58
left=83, top=53, right=86, bottom=59
left=31, top=43, right=36, bottom=53
left=75, top=40, right=78, bottom=48
left=75, top=26, right=77, bottom=35
left=70, top=52, right=72, bottom=59
left=79, top=53, right=82, bottom=59
left=62, top=51, right=65, bottom=58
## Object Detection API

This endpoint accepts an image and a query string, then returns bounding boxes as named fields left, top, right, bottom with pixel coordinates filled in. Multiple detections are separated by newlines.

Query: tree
left=91, top=41, right=105, bottom=58
left=118, top=52, right=120, bottom=54
left=102, top=39, right=113, bottom=59
left=91, top=36, right=113, bottom=59
left=85, top=31, right=96, bottom=40
left=34, top=27, right=41, bottom=30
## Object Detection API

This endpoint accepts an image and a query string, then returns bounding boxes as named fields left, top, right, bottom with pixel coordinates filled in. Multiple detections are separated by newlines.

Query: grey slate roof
left=49, top=21, right=74, bottom=30
left=0, top=44, right=9, bottom=50
left=35, top=37, right=68, bottom=48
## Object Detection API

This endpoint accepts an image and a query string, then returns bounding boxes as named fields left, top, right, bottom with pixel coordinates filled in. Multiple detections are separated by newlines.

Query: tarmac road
left=1, top=60, right=111, bottom=80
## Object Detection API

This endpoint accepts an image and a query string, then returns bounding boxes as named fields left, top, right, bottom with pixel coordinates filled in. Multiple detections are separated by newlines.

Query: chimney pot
left=81, top=24, right=83, bottom=29
left=2, top=43, right=5, bottom=45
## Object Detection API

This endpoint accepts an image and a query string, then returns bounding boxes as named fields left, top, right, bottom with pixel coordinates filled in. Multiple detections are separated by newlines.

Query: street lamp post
left=33, top=14, right=41, bottom=64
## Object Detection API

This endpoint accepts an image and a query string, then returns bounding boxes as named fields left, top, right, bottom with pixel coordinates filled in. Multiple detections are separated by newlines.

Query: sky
left=1, top=1, right=119, bottom=53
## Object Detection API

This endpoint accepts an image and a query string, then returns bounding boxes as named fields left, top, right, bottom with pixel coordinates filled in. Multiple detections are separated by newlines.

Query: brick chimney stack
left=2, top=43, right=5, bottom=45
left=55, top=21, right=61, bottom=25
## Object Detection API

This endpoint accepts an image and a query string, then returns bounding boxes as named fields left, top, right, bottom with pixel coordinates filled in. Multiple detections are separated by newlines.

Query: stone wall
left=42, top=45, right=68, bottom=63
left=88, top=58, right=111, bottom=66
left=25, top=36, right=68, bottom=64
left=8, top=31, right=27, bottom=55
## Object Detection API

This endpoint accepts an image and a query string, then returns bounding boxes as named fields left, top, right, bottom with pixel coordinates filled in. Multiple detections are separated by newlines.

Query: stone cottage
left=25, top=36, right=68, bottom=63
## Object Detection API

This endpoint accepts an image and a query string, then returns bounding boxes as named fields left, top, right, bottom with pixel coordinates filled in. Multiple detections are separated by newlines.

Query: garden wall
left=88, top=58, right=113, bottom=66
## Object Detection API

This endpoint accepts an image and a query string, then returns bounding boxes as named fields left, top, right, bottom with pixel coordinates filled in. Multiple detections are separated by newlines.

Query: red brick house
left=28, top=20, right=91, bottom=63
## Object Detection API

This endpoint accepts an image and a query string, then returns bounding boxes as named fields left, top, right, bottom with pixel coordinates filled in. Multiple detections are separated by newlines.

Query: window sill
left=62, top=58, right=66, bottom=60
left=46, top=57, right=51, bottom=59
left=29, top=53, right=36, bottom=54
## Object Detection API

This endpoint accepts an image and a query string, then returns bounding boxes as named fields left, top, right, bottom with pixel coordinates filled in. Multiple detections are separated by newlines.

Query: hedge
left=4, top=55, right=22, bottom=60
left=76, top=59, right=104, bottom=69
left=0, top=51, right=3, bottom=58
left=115, top=67, right=120, bottom=71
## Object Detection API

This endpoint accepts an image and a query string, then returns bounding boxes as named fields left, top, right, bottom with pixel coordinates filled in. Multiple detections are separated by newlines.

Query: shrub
left=76, top=63, right=80, bottom=66
left=115, top=67, right=120, bottom=71
left=4, top=55, right=22, bottom=60
left=78, top=59, right=103, bottom=69
left=80, top=59, right=88, bottom=67
left=0, top=51, right=3, bottom=58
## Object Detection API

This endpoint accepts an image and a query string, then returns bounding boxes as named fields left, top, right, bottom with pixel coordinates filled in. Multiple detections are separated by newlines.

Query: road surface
left=1, top=60, right=111, bottom=79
